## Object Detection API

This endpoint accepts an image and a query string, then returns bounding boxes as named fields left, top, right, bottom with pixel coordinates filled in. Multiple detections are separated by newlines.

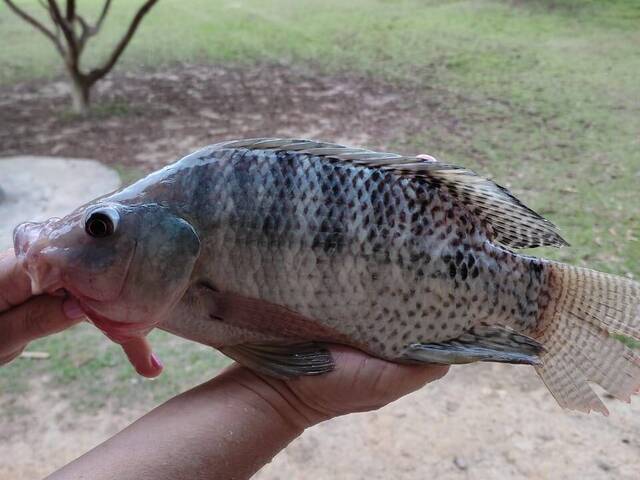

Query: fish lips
left=80, top=303, right=153, bottom=344
left=14, top=221, right=67, bottom=295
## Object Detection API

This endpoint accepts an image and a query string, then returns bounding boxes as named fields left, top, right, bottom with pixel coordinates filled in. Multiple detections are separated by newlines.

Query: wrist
left=224, top=365, right=330, bottom=432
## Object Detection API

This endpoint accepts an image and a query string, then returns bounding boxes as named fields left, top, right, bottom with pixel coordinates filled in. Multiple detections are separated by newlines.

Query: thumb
left=1, top=295, right=84, bottom=363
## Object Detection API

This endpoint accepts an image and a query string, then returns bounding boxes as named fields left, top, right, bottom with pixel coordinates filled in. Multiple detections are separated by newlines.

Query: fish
left=13, top=138, right=640, bottom=415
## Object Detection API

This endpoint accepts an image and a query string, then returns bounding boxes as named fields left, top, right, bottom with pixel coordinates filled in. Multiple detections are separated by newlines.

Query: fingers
left=0, top=248, right=33, bottom=312
left=359, top=350, right=450, bottom=394
left=89, top=318, right=164, bottom=378
left=120, top=336, right=163, bottom=378
left=83, top=313, right=163, bottom=378
left=392, top=362, right=450, bottom=390
left=255, top=345, right=450, bottom=424
left=328, top=345, right=449, bottom=402
left=1, top=249, right=164, bottom=377
left=0, top=295, right=84, bottom=365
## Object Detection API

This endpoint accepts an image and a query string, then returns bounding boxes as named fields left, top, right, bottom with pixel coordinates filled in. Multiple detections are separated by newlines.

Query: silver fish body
left=14, top=138, right=640, bottom=414
left=146, top=142, right=545, bottom=360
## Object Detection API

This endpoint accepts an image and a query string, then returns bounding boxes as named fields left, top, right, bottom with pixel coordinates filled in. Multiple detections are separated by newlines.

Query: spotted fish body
left=14, top=138, right=640, bottom=415
left=156, top=142, right=546, bottom=359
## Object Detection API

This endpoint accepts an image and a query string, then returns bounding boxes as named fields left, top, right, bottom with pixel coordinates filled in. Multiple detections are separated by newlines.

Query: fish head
left=13, top=201, right=201, bottom=341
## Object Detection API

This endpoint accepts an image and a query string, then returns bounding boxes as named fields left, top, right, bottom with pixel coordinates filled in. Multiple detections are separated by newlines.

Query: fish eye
left=85, top=208, right=119, bottom=238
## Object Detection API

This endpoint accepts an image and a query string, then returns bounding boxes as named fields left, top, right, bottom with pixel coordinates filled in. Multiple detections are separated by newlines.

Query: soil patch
left=0, top=63, right=469, bottom=172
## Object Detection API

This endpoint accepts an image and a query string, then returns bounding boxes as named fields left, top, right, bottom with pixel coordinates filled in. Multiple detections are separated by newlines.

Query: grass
left=0, top=323, right=229, bottom=412
left=615, top=334, right=640, bottom=350
left=0, top=0, right=638, bottom=413
left=58, top=99, right=137, bottom=121
left=112, top=163, right=146, bottom=186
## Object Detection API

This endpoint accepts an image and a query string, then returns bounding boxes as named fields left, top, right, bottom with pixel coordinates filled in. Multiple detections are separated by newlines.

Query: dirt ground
left=2, top=361, right=638, bottom=479
left=1, top=64, right=638, bottom=479
left=0, top=63, right=464, bottom=171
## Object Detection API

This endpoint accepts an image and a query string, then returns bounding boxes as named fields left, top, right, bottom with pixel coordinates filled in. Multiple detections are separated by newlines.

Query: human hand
left=227, top=345, right=449, bottom=429
left=1, top=248, right=163, bottom=376
left=0, top=249, right=85, bottom=365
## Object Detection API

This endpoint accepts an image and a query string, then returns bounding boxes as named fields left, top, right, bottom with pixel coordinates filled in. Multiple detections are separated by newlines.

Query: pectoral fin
left=221, top=342, right=335, bottom=379
left=403, top=325, right=543, bottom=366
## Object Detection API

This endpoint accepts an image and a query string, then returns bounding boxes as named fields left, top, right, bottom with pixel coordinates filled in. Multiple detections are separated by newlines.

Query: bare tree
left=3, top=0, right=159, bottom=114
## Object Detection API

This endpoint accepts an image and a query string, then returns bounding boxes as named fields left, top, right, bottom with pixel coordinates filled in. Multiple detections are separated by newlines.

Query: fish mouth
left=78, top=302, right=150, bottom=343
left=44, top=283, right=147, bottom=343
left=13, top=221, right=62, bottom=294
left=24, top=282, right=141, bottom=343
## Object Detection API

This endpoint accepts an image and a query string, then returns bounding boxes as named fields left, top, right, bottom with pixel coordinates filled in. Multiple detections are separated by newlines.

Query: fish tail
left=534, top=262, right=640, bottom=415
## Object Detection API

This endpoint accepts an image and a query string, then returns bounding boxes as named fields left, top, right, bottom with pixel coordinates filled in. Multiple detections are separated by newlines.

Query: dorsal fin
left=211, top=138, right=568, bottom=249
left=417, top=165, right=569, bottom=249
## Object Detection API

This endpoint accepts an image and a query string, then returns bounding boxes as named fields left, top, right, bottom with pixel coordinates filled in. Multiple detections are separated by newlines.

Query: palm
left=228, top=346, right=449, bottom=424
left=288, top=347, right=449, bottom=417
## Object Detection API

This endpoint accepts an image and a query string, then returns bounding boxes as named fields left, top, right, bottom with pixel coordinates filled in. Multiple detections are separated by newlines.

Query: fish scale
left=13, top=138, right=640, bottom=415
left=180, top=146, right=544, bottom=357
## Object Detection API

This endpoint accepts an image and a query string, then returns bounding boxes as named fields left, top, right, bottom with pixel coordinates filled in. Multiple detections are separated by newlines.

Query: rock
left=453, top=456, right=468, bottom=471
left=446, top=400, right=460, bottom=413
left=597, top=460, right=613, bottom=472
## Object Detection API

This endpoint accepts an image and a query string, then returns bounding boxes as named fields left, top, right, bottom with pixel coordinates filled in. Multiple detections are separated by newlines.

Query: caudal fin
left=535, top=263, right=640, bottom=415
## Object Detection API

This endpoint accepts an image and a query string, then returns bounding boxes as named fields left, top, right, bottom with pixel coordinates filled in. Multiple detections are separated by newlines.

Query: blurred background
left=0, top=1, right=638, bottom=478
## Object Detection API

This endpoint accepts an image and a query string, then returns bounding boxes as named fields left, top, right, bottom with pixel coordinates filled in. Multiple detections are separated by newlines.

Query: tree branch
left=37, top=0, right=62, bottom=42
left=75, top=14, right=91, bottom=53
left=66, top=0, right=75, bottom=22
left=88, top=0, right=158, bottom=83
left=3, top=0, right=64, bottom=55
left=47, top=0, right=79, bottom=69
left=94, top=0, right=112, bottom=32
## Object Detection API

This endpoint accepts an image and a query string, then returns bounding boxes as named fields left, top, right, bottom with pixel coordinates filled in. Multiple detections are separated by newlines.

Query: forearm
left=46, top=348, right=448, bottom=479
left=47, top=367, right=309, bottom=480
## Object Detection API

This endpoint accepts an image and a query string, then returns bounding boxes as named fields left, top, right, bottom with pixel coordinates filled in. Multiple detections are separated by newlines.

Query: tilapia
left=13, top=138, right=640, bottom=415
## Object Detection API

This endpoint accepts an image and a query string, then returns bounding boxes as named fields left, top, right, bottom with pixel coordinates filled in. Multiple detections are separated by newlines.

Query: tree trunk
left=69, top=74, right=91, bottom=115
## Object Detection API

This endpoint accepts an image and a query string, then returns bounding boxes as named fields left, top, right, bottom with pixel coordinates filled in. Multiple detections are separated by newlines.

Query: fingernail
left=62, top=298, right=85, bottom=320
left=150, top=353, right=163, bottom=370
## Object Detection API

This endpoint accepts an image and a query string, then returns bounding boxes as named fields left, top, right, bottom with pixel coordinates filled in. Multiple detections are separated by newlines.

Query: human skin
left=0, top=249, right=162, bottom=377
left=0, top=249, right=448, bottom=479
left=48, top=350, right=448, bottom=480
left=0, top=249, right=84, bottom=365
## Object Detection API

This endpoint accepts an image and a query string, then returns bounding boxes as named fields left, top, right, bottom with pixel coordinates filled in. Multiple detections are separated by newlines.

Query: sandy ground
left=1, top=361, right=638, bottom=479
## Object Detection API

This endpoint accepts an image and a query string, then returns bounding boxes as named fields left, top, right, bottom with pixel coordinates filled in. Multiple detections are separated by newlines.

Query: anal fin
left=403, top=325, right=543, bottom=366
left=221, top=342, right=335, bottom=379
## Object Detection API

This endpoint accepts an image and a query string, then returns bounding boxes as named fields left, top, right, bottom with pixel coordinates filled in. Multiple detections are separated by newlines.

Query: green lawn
left=0, top=0, right=639, bottom=405
left=1, top=324, right=229, bottom=412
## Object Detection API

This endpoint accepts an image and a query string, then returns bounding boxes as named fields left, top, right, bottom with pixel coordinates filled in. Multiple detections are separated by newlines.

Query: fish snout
left=13, top=221, right=65, bottom=295
left=13, top=221, right=42, bottom=259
